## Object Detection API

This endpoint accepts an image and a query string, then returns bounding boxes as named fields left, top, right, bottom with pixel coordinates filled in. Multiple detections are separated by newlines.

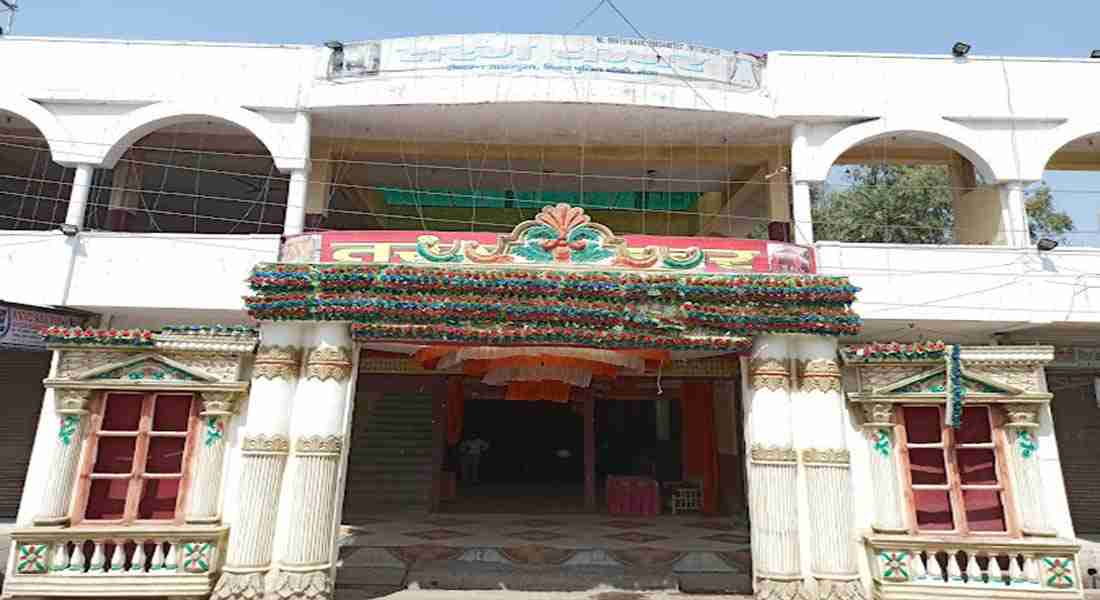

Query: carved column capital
left=750, top=444, right=798, bottom=464
left=749, top=358, right=790, bottom=392
left=798, top=358, right=842, bottom=393
left=265, top=568, right=332, bottom=600
left=294, top=434, right=344, bottom=456
left=858, top=402, right=897, bottom=428
left=253, top=345, right=302, bottom=381
left=200, top=391, right=239, bottom=416
left=304, top=346, right=352, bottom=382
left=801, top=448, right=851, bottom=466
left=241, top=434, right=290, bottom=455
left=54, top=389, right=91, bottom=415
left=1003, top=403, right=1041, bottom=429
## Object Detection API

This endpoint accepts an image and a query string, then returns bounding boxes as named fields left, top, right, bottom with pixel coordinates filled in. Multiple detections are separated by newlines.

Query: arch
left=0, top=94, right=74, bottom=162
left=805, top=118, right=998, bottom=183
left=1027, top=119, right=1100, bottom=182
left=100, top=102, right=299, bottom=172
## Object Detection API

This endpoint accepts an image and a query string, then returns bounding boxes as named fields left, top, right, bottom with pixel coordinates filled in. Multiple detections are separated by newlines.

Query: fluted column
left=746, top=335, right=807, bottom=600
left=267, top=324, right=353, bottom=600
left=1002, top=404, right=1054, bottom=537
left=857, top=403, right=906, bottom=534
left=34, top=389, right=91, bottom=525
left=214, top=323, right=304, bottom=600
left=185, top=391, right=239, bottom=524
left=793, top=336, right=865, bottom=600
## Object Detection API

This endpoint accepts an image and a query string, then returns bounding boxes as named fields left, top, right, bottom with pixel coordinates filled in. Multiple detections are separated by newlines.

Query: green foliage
left=813, top=165, right=1074, bottom=244
left=812, top=165, right=955, bottom=244
left=1025, top=183, right=1074, bottom=242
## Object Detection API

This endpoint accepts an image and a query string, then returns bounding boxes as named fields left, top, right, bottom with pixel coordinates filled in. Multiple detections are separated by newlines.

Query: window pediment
left=873, top=366, right=1024, bottom=397
left=73, top=354, right=220, bottom=384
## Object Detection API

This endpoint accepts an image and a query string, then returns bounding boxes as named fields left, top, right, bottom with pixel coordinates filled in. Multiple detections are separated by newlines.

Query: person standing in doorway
left=459, top=434, right=489, bottom=485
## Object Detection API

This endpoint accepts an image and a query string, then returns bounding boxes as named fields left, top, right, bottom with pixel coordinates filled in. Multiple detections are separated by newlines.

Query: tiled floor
left=338, top=513, right=751, bottom=573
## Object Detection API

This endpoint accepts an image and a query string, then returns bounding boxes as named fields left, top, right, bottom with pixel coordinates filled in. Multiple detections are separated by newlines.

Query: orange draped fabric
left=504, top=380, right=573, bottom=403
left=446, top=376, right=464, bottom=446
left=680, top=381, right=720, bottom=515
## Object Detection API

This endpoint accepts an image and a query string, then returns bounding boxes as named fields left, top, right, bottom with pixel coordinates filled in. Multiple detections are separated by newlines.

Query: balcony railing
left=866, top=534, right=1082, bottom=599
left=5, top=525, right=227, bottom=597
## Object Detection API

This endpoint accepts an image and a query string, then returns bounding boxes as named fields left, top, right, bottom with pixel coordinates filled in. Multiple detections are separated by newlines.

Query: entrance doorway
left=442, top=377, right=743, bottom=518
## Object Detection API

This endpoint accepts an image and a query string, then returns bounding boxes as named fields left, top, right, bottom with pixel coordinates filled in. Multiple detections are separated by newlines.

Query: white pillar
left=745, top=335, right=808, bottom=599
left=1003, top=404, right=1055, bottom=537
left=790, top=124, right=816, bottom=246
left=185, top=391, right=239, bottom=524
left=792, top=336, right=866, bottom=600
left=283, top=169, right=310, bottom=236
left=999, top=181, right=1030, bottom=247
left=857, top=403, right=906, bottom=533
left=213, top=323, right=304, bottom=600
left=33, top=389, right=90, bottom=525
left=63, top=164, right=94, bottom=229
left=268, top=324, right=353, bottom=600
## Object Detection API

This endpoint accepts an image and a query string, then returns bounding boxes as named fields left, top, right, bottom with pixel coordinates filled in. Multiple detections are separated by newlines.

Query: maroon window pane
left=914, top=489, right=955, bottom=531
left=956, top=406, right=992, bottom=444
left=957, top=449, right=999, bottom=485
left=137, top=478, right=180, bottom=520
left=91, top=437, right=136, bottom=474
left=904, top=406, right=941, bottom=443
left=152, top=394, right=192, bottom=432
left=85, top=479, right=129, bottom=520
left=145, top=437, right=186, bottom=474
left=963, top=489, right=1007, bottom=532
left=908, top=448, right=948, bottom=485
left=101, top=393, right=143, bottom=431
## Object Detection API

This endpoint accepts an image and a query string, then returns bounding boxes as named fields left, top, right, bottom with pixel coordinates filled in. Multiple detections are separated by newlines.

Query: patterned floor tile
left=500, top=544, right=576, bottom=565
left=609, top=548, right=685, bottom=567
left=509, top=518, right=561, bottom=528
left=601, top=520, right=657, bottom=529
left=683, top=520, right=737, bottom=531
left=388, top=544, right=464, bottom=564
left=604, top=531, right=670, bottom=544
left=506, top=529, right=568, bottom=542
left=402, top=529, right=471, bottom=541
left=423, top=517, right=479, bottom=527
left=699, top=533, right=751, bottom=545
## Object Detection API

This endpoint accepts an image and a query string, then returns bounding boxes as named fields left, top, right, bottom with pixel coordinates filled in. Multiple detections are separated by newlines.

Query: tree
left=811, top=165, right=1074, bottom=244
left=812, top=165, right=954, bottom=244
left=1024, top=182, right=1074, bottom=242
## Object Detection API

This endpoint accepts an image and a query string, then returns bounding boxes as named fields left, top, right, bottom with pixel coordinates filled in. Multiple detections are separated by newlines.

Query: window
left=77, top=392, right=197, bottom=524
left=899, top=405, right=1013, bottom=535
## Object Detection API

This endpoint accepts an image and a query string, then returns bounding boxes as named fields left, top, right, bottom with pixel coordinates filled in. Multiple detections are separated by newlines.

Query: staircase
left=343, top=391, right=435, bottom=519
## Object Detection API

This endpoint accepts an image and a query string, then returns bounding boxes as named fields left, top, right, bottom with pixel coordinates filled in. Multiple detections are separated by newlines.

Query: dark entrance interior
left=442, top=377, right=740, bottom=517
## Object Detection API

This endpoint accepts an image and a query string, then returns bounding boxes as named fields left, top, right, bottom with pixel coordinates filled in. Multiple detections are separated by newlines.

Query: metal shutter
left=0, top=351, right=50, bottom=518
left=1051, top=379, right=1100, bottom=533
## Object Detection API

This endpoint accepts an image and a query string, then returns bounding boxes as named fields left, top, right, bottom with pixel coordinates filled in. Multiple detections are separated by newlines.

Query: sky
left=5, top=0, right=1099, bottom=241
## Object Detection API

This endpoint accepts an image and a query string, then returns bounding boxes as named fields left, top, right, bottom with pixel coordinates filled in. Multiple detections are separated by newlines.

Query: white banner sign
left=0, top=303, right=85, bottom=351
left=336, top=34, right=763, bottom=89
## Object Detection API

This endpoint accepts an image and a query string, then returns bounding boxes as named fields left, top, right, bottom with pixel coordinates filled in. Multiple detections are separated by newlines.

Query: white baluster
left=911, top=550, right=927, bottom=581
left=110, top=542, right=125, bottom=572
left=1009, top=554, right=1024, bottom=585
left=988, top=554, right=1004, bottom=586
left=1024, top=555, right=1040, bottom=585
left=947, top=550, right=963, bottom=582
left=68, top=541, right=86, bottom=573
left=927, top=550, right=944, bottom=582
left=164, top=542, right=178, bottom=571
left=965, top=552, right=982, bottom=583
left=150, top=542, right=165, bottom=571
left=129, top=541, right=147, bottom=573
left=89, top=541, right=106, bottom=573
left=50, top=543, right=70, bottom=573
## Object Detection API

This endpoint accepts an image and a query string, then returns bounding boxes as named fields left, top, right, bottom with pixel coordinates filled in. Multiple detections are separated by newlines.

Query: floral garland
left=160, top=325, right=258, bottom=336
left=841, top=340, right=946, bottom=362
left=42, top=327, right=154, bottom=347
left=245, top=263, right=861, bottom=352
left=351, top=322, right=752, bottom=353
left=945, top=344, right=965, bottom=428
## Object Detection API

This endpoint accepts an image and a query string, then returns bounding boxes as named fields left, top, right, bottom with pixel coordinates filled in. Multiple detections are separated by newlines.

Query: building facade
left=0, top=33, right=1099, bottom=599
